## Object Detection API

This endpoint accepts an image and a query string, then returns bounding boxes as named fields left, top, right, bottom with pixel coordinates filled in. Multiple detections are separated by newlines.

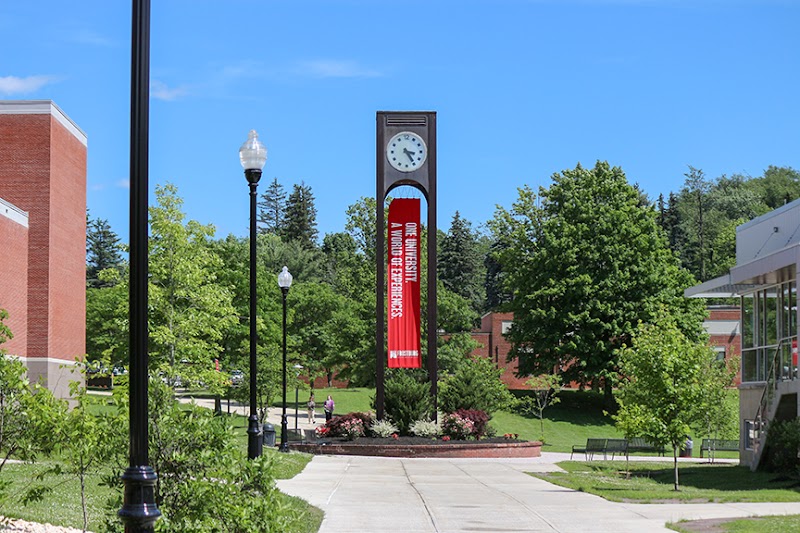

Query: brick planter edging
left=289, top=440, right=541, bottom=458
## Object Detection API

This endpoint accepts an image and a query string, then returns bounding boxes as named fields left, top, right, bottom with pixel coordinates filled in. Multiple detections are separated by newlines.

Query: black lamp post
left=118, top=1, right=160, bottom=531
left=278, top=266, right=293, bottom=452
left=240, top=130, right=267, bottom=459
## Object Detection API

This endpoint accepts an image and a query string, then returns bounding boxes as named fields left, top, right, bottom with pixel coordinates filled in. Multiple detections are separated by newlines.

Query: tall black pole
left=119, top=0, right=160, bottom=531
left=279, top=287, right=289, bottom=452
left=246, top=174, right=262, bottom=459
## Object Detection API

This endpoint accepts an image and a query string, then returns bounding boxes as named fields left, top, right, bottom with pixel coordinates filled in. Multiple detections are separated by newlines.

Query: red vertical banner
left=387, top=198, right=421, bottom=368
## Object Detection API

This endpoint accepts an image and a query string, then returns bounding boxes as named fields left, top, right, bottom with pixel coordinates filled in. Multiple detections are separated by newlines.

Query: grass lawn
left=532, top=461, right=800, bottom=503
left=670, top=515, right=800, bottom=533
left=259, top=387, right=739, bottom=457
left=2, top=453, right=320, bottom=532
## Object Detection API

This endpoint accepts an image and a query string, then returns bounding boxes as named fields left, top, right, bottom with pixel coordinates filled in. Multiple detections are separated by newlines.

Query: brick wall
left=47, top=114, right=86, bottom=362
left=0, top=200, right=28, bottom=356
left=0, top=101, right=87, bottom=397
left=469, top=308, right=743, bottom=390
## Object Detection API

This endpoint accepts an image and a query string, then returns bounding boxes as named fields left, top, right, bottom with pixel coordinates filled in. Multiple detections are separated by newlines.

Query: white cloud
left=116, top=179, right=130, bottom=189
left=150, top=80, right=188, bottom=101
left=294, top=60, right=382, bottom=79
left=0, top=75, right=58, bottom=95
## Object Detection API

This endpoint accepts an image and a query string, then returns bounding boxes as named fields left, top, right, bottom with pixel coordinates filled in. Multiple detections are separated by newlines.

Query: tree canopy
left=491, top=161, right=706, bottom=406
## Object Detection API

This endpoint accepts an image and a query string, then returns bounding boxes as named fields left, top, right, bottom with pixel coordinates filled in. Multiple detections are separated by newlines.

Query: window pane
left=791, top=282, right=797, bottom=338
left=766, top=287, right=778, bottom=346
left=783, top=283, right=791, bottom=340
left=742, top=294, right=754, bottom=349
left=742, top=349, right=757, bottom=382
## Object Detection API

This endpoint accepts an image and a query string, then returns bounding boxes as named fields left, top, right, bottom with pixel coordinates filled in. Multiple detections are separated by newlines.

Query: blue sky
left=2, top=0, right=799, bottom=243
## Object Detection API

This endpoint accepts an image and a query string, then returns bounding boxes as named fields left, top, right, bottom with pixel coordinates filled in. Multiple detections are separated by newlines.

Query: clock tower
left=375, top=111, right=437, bottom=419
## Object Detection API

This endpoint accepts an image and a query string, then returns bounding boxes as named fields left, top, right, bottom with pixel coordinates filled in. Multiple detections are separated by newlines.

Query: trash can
left=262, top=423, right=276, bottom=448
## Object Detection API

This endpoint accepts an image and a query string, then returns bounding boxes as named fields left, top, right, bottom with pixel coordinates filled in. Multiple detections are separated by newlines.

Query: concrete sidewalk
left=277, top=453, right=800, bottom=533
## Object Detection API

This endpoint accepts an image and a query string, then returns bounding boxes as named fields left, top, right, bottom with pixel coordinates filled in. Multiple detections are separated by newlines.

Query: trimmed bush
left=441, top=412, right=474, bottom=440
left=455, top=409, right=491, bottom=439
left=438, top=356, right=515, bottom=415
left=326, top=412, right=372, bottom=440
left=382, top=371, right=433, bottom=435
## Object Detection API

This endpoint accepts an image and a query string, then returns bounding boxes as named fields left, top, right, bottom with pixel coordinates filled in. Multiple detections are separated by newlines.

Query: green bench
left=627, top=437, right=666, bottom=456
left=570, top=438, right=607, bottom=460
left=700, top=439, right=738, bottom=457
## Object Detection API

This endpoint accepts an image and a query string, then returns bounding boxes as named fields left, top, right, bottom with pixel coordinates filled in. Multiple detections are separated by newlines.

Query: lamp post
left=240, top=130, right=267, bottom=459
left=293, top=364, right=303, bottom=433
left=278, top=266, right=293, bottom=452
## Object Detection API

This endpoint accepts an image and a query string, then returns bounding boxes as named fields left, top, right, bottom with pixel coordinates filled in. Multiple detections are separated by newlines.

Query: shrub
left=326, top=412, right=372, bottom=440
left=438, top=357, right=515, bottom=415
left=410, top=419, right=441, bottom=438
left=382, top=371, right=433, bottom=435
left=766, top=418, right=800, bottom=474
left=455, top=409, right=491, bottom=439
left=441, top=413, right=475, bottom=440
left=371, top=419, right=400, bottom=438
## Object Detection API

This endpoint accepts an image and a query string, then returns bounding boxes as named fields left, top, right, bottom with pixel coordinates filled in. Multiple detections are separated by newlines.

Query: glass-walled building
left=740, top=282, right=797, bottom=383
left=687, top=199, right=800, bottom=468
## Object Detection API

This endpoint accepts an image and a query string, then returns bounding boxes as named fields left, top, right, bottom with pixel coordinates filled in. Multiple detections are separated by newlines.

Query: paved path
left=175, top=395, right=800, bottom=532
left=277, top=453, right=800, bottom=533
left=179, top=394, right=324, bottom=435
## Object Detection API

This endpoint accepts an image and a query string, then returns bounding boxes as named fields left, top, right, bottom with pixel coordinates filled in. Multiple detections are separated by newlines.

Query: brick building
left=469, top=308, right=742, bottom=390
left=0, top=100, right=87, bottom=398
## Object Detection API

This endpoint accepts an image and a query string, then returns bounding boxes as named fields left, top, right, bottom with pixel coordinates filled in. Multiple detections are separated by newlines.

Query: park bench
left=605, top=438, right=629, bottom=460
left=570, top=438, right=607, bottom=460
left=700, top=439, right=738, bottom=458
left=627, top=437, right=666, bottom=456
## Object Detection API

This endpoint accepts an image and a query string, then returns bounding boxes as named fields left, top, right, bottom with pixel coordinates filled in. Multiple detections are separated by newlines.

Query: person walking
left=307, top=393, right=316, bottom=424
left=323, top=395, right=335, bottom=423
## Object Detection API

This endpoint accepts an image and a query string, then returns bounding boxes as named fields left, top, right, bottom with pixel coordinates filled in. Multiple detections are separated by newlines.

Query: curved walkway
left=277, top=453, right=800, bottom=533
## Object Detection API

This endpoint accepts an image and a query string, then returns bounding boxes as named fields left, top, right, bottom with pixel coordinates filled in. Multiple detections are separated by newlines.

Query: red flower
left=392, top=433, right=399, bottom=439
left=442, top=435, right=450, bottom=441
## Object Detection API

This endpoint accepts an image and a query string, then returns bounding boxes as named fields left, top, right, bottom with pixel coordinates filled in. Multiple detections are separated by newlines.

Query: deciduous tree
left=491, top=162, right=705, bottom=409
left=614, top=314, right=730, bottom=490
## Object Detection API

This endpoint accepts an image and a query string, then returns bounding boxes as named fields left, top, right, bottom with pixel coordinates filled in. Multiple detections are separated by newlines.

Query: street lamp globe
left=239, top=129, right=267, bottom=177
left=278, top=266, right=293, bottom=289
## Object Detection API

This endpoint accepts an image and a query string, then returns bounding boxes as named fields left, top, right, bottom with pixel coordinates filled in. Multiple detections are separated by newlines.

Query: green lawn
left=533, top=461, right=800, bottom=503
left=265, top=387, right=738, bottom=456
left=670, top=515, right=800, bottom=533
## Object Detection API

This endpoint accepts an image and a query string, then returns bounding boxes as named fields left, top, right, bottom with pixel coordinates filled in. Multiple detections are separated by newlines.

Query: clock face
left=387, top=131, right=427, bottom=172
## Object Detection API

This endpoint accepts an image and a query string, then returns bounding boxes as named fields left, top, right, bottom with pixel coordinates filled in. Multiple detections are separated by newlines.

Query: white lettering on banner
left=389, top=350, right=419, bottom=359
left=404, top=222, right=418, bottom=283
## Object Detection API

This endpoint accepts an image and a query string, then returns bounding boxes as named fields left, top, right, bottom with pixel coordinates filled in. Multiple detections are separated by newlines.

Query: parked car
left=230, top=370, right=244, bottom=387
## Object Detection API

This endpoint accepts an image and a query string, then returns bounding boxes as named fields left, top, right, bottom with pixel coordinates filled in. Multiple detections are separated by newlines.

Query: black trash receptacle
left=262, top=423, right=276, bottom=448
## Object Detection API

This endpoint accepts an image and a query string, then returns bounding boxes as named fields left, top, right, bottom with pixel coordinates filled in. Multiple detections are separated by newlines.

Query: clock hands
left=403, top=148, right=416, bottom=162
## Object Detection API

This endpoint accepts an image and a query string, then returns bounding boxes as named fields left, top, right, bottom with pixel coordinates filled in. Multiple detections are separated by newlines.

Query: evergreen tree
left=86, top=217, right=123, bottom=288
left=257, top=177, right=286, bottom=235
left=282, top=182, right=318, bottom=248
left=484, top=238, right=512, bottom=311
left=438, top=211, right=485, bottom=313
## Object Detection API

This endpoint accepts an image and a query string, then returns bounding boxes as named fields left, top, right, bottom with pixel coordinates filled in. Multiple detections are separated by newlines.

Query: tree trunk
left=673, top=446, right=680, bottom=491
left=603, top=379, right=616, bottom=413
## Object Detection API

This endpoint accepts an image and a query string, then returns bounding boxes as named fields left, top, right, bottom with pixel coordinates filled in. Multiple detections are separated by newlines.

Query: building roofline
left=0, top=197, right=29, bottom=228
left=737, top=197, right=800, bottom=233
left=0, top=100, right=87, bottom=147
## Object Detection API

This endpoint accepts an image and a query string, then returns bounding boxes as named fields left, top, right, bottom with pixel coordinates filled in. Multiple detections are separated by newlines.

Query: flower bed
left=290, top=435, right=541, bottom=458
